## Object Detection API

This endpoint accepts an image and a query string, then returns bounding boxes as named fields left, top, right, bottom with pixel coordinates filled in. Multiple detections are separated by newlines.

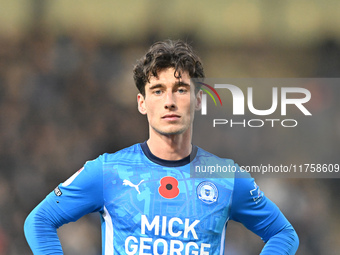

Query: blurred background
left=0, top=0, right=339, bottom=254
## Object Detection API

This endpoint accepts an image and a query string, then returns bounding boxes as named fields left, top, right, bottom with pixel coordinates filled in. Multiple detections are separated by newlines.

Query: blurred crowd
left=0, top=28, right=148, bottom=254
left=0, top=28, right=339, bottom=254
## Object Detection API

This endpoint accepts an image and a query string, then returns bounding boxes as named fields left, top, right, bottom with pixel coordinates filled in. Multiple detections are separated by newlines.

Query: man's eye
left=178, top=88, right=187, bottom=94
left=154, top=90, right=162, bottom=95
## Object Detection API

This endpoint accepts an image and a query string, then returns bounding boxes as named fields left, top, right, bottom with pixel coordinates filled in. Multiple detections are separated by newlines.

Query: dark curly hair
left=133, top=39, right=205, bottom=96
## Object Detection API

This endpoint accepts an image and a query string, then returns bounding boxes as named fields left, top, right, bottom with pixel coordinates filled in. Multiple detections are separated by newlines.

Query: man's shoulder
left=194, top=146, right=248, bottom=179
left=101, top=143, right=143, bottom=162
left=195, top=146, right=236, bottom=165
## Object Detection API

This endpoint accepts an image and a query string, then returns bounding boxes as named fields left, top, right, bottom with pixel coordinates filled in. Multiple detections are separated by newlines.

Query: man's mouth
left=162, top=114, right=180, bottom=121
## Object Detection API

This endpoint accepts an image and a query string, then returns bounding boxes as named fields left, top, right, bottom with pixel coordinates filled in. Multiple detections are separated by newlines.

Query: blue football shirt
left=24, top=142, right=299, bottom=254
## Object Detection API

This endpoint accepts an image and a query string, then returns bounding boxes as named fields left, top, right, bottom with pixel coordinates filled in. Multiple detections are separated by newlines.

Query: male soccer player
left=24, top=40, right=299, bottom=254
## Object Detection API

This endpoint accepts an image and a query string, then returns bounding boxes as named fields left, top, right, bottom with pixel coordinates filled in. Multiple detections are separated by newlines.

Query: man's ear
left=137, top=93, right=147, bottom=115
left=195, top=90, right=203, bottom=111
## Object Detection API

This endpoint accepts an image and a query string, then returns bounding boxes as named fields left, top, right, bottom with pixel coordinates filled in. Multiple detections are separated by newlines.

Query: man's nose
left=164, top=92, right=176, bottom=109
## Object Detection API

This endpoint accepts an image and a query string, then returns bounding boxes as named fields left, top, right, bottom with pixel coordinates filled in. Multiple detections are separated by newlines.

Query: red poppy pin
left=158, top=176, right=180, bottom=199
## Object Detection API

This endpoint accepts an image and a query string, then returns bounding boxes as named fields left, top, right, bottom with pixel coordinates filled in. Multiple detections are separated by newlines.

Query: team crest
left=197, top=181, right=218, bottom=204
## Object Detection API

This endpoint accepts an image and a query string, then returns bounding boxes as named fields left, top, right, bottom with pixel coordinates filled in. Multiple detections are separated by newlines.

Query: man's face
left=137, top=68, right=202, bottom=137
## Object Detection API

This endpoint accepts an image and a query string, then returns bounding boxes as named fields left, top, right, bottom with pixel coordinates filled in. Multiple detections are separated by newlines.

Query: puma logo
left=123, top=179, right=144, bottom=194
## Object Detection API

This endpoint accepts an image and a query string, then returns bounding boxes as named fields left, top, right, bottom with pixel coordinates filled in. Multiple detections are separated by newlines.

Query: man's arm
left=24, top=197, right=66, bottom=254
left=230, top=171, right=299, bottom=254
left=24, top=156, right=104, bottom=254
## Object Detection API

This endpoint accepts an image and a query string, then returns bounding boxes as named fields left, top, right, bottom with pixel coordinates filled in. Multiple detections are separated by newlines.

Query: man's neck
left=147, top=132, right=192, bottom=161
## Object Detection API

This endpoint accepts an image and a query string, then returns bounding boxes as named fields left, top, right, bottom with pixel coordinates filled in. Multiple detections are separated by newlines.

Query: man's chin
left=153, top=127, right=187, bottom=136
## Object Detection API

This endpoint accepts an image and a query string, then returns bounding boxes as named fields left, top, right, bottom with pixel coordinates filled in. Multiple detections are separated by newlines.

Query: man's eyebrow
left=148, top=84, right=164, bottom=90
left=148, top=81, right=191, bottom=90
left=174, top=81, right=190, bottom=87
